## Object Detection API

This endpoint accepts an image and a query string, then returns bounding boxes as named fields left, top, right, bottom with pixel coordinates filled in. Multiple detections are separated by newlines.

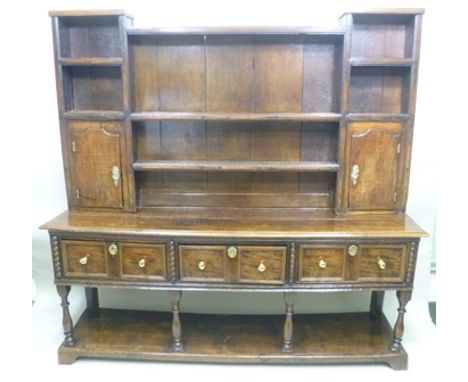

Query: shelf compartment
left=133, top=160, right=340, bottom=172
left=63, top=110, right=125, bottom=120
left=62, top=66, right=123, bottom=112
left=59, top=57, right=123, bottom=66
left=57, top=15, right=122, bottom=58
left=130, top=112, right=341, bottom=122
left=346, top=113, right=410, bottom=121
left=58, top=308, right=406, bottom=369
left=349, top=66, right=410, bottom=114
left=350, top=14, right=416, bottom=59
left=129, top=34, right=343, bottom=114
left=350, top=58, right=414, bottom=66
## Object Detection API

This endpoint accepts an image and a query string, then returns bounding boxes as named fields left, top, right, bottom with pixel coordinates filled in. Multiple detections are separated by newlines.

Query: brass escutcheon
left=108, top=243, right=118, bottom=256
left=347, top=244, right=359, bottom=257
left=227, top=246, right=238, bottom=259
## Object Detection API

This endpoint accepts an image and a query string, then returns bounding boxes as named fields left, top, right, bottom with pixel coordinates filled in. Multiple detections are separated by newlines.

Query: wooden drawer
left=297, top=243, right=408, bottom=284
left=178, top=245, right=287, bottom=285
left=356, top=245, right=407, bottom=282
left=238, top=246, right=286, bottom=285
left=62, top=240, right=108, bottom=278
left=179, top=245, right=226, bottom=282
left=120, top=243, right=167, bottom=281
left=297, top=245, right=346, bottom=282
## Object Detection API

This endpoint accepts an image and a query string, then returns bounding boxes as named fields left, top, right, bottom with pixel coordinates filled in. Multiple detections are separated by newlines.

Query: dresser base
left=58, top=308, right=407, bottom=370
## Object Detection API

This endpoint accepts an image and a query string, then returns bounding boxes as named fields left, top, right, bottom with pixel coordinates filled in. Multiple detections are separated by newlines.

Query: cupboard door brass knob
left=347, top=244, right=359, bottom=257
left=79, top=255, right=89, bottom=265
left=112, top=165, right=120, bottom=187
left=108, top=243, right=118, bottom=256
left=198, top=261, right=206, bottom=271
left=378, top=258, right=387, bottom=270
left=227, top=246, right=238, bottom=259
left=351, top=164, right=360, bottom=186
left=138, top=258, right=146, bottom=268
left=318, top=258, right=327, bottom=269
left=258, top=261, right=266, bottom=273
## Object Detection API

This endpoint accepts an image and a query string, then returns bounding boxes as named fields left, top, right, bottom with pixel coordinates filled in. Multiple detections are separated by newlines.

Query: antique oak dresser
left=41, top=8, right=427, bottom=369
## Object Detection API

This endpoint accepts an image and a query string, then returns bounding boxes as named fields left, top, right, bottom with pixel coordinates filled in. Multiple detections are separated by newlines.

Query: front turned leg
left=168, top=290, right=183, bottom=352
left=282, top=292, right=296, bottom=352
left=56, top=285, right=76, bottom=347
left=391, top=290, right=412, bottom=351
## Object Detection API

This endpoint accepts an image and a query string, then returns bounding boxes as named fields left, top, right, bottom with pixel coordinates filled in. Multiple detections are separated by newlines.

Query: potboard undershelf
left=58, top=308, right=407, bottom=369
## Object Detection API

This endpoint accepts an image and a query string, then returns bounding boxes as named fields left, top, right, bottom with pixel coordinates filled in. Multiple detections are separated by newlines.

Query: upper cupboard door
left=346, top=122, right=403, bottom=211
left=68, top=121, right=124, bottom=209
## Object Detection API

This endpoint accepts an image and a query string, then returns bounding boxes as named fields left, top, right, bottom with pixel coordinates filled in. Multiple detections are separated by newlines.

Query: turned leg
left=56, top=285, right=76, bottom=347
left=168, top=290, right=183, bottom=352
left=370, top=291, right=385, bottom=317
left=85, top=287, right=99, bottom=312
left=282, top=292, right=296, bottom=352
left=391, top=290, right=412, bottom=351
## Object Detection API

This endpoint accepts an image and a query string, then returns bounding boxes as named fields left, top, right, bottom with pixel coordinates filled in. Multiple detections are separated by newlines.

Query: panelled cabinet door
left=67, top=121, right=124, bottom=209
left=346, top=122, right=403, bottom=211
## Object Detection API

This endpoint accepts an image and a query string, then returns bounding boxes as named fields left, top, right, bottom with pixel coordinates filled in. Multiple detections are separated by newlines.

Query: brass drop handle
left=378, top=258, right=387, bottom=270
left=318, top=258, right=327, bottom=269
left=138, top=258, right=146, bottom=268
left=347, top=244, right=359, bottom=257
left=227, top=246, right=238, bottom=259
left=112, top=165, right=120, bottom=187
left=198, top=260, right=206, bottom=271
left=258, top=261, right=266, bottom=273
left=108, top=243, right=118, bottom=256
left=79, top=254, right=89, bottom=265
left=351, top=164, right=360, bottom=186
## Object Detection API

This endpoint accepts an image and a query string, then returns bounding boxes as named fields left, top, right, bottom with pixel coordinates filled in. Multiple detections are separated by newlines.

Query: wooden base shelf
left=58, top=308, right=407, bottom=369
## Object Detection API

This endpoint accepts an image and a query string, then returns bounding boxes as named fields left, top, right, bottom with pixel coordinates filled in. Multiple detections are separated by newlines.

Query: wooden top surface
left=49, top=9, right=132, bottom=18
left=40, top=209, right=428, bottom=239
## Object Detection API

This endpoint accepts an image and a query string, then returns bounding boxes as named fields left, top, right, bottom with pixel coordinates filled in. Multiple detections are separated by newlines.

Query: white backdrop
left=20, top=0, right=462, bottom=378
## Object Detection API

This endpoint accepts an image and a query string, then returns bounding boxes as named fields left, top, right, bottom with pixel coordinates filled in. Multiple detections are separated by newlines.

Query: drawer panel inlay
left=120, top=243, right=167, bottom=280
left=298, top=245, right=346, bottom=282
left=62, top=240, right=108, bottom=278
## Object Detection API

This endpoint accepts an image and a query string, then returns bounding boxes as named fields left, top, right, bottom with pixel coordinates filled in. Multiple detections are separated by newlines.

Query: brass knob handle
left=378, top=258, right=387, bottom=270
left=318, top=258, right=327, bottom=269
left=79, top=254, right=89, bottom=265
left=227, top=246, right=238, bottom=259
left=347, top=244, right=359, bottom=257
left=108, top=243, right=118, bottom=256
left=258, top=261, right=266, bottom=273
left=198, top=260, right=206, bottom=270
left=138, top=258, right=146, bottom=268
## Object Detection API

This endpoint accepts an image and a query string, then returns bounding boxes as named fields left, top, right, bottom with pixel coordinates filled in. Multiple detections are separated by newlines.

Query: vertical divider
left=335, top=14, right=353, bottom=214
left=400, top=14, right=423, bottom=210
left=120, top=15, right=137, bottom=211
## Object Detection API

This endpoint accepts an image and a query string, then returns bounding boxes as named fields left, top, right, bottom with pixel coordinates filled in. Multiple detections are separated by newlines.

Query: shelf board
left=133, top=160, right=340, bottom=172
left=127, top=26, right=345, bottom=36
left=130, top=112, right=341, bottom=122
left=59, top=57, right=123, bottom=66
left=63, top=110, right=125, bottom=121
left=346, top=113, right=410, bottom=121
left=58, top=308, right=406, bottom=369
left=350, top=58, right=415, bottom=67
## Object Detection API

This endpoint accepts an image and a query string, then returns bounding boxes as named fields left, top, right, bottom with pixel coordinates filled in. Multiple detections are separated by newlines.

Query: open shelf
left=62, top=66, right=123, bottom=112
left=346, top=113, right=410, bottom=121
left=349, top=66, right=410, bottom=114
left=59, top=57, right=123, bottom=66
left=58, top=308, right=406, bottom=369
left=63, top=110, right=125, bottom=120
left=133, top=160, right=340, bottom=172
left=350, top=58, right=414, bottom=66
left=350, top=14, right=416, bottom=59
left=130, top=112, right=341, bottom=122
left=57, top=15, right=122, bottom=58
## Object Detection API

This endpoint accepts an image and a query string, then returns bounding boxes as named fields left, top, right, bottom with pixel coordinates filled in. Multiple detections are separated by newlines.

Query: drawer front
left=297, top=245, right=346, bottom=283
left=357, top=245, right=407, bottom=282
left=62, top=240, right=108, bottom=277
left=179, top=245, right=226, bottom=282
left=238, top=246, right=287, bottom=285
left=120, top=243, right=167, bottom=281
